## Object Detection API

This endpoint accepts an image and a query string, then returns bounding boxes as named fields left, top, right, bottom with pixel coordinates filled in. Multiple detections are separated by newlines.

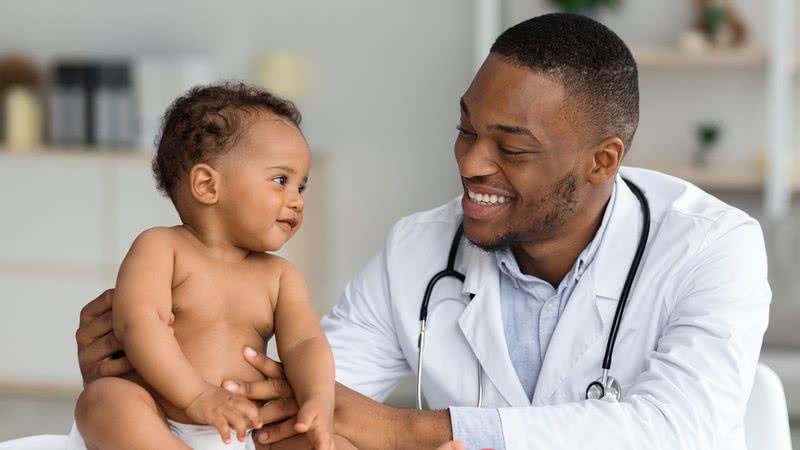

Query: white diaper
left=168, top=419, right=255, bottom=450
left=67, top=420, right=255, bottom=450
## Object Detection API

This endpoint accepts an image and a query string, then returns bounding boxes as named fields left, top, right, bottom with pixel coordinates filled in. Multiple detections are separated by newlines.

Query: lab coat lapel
left=532, top=176, right=643, bottom=404
left=457, top=243, right=530, bottom=407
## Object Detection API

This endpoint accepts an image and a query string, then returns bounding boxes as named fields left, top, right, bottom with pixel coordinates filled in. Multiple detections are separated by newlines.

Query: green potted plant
left=547, top=0, right=621, bottom=15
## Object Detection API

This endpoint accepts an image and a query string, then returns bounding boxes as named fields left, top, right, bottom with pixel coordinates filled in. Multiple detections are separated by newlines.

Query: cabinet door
left=0, top=155, right=105, bottom=268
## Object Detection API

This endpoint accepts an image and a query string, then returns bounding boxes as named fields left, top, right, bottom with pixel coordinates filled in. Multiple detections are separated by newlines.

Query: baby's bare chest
left=170, top=258, right=276, bottom=338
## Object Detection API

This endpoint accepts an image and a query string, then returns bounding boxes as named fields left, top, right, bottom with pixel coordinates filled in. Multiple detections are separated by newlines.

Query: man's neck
left=512, top=185, right=613, bottom=287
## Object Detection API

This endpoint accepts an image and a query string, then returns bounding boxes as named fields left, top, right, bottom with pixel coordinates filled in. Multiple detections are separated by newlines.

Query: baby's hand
left=294, top=397, right=335, bottom=450
left=184, top=384, right=262, bottom=444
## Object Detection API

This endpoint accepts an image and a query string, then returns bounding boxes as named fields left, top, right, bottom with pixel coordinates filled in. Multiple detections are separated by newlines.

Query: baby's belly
left=138, top=322, right=270, bottom=424
left=174, top=323, right=269, bottom=387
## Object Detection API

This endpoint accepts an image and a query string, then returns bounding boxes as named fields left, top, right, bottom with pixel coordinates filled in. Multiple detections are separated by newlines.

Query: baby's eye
left=299, top=184, right=306, bottom=194
left=273, top=176, right=287, bottom=186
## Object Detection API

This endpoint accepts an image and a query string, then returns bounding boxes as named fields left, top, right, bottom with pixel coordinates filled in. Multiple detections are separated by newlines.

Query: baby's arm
left=273, top=262, right=336, bottom=450
left=113, top=228, right=259, bottom=443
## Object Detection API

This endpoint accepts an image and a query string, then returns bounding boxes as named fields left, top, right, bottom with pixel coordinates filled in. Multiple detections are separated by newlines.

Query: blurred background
left=0, top=0, right=798, bottom=446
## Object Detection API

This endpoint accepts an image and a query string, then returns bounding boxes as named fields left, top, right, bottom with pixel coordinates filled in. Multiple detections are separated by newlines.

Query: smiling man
left=74, top=13, right=770, bottom=450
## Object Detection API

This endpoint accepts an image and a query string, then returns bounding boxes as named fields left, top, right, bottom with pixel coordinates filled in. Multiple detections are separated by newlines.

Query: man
left=75, top=13, right=770, bottom=449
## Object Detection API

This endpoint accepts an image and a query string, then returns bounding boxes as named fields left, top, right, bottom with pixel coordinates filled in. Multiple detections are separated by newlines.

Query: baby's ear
left=189, top=163, right=219, bottom=205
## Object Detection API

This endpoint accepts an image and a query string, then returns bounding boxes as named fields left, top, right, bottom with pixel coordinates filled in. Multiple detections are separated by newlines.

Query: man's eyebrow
left=488, top=124, right=539, bottom=142
left=460, top=98, right=470, bottom=117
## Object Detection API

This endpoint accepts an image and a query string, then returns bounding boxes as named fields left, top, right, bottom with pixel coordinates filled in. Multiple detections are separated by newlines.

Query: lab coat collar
left=590, top=174, right=645, bottom=301
left=533, top=174, right=645, bottom=403
left=455, top=174, right=644, bottom=405
left=457, top=245, right=531, bottom=407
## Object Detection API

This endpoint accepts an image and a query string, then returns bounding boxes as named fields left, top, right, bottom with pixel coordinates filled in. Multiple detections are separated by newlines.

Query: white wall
left=0, top=1, right=472, bottom=387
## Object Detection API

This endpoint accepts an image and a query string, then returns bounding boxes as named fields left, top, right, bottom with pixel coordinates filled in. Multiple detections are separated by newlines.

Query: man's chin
left=463, top=228, right=512, bottom=254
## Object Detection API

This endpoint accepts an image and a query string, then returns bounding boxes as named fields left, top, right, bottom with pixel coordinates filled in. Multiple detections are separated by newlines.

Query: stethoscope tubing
left=416, top=178, right=649, bottom=408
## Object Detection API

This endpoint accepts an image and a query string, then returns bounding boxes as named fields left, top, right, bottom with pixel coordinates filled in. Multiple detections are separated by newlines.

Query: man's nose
left=457, top=139, right=497, bottom=179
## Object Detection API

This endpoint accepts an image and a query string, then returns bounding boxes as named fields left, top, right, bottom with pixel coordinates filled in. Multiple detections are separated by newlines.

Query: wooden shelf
left=633, top=47, right=769, bottom=69
left=633, top=160, right=800, bottom=192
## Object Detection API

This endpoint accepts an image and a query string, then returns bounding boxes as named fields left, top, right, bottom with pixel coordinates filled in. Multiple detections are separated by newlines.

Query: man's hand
left=76, top=289, right=133, bottom=384
left=226, top=348, right=412, bottom=450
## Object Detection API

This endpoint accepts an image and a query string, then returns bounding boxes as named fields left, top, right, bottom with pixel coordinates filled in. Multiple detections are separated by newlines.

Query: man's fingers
left=78, top=332, right=123, bottom=367
left=258, top=397, right=298, bottom=425
left=96, top=356, right=134, bottom=378
left=242, top=347, right=284, bottom=379
left=254, top=417, right=298, bottom=445
left=224, top=377, right=293, bottom=401
left=75, top=310, right=113, bottom=348
left=79, top=289, right=114, bottom=326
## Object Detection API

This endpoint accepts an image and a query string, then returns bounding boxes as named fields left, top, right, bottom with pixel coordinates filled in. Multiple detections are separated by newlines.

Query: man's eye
left=499, top=147, right=526, bottom=155
left=456, top=126, right=476, bottom=137
left=273, top=176, right=287, bottom=186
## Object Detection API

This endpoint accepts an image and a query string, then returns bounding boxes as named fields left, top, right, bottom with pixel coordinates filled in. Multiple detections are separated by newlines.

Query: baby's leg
left=75, top=377, right=190, bottom=450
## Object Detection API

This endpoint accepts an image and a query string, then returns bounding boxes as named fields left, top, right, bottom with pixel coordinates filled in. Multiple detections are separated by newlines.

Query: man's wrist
left=393, top=408, right=452, bottom=450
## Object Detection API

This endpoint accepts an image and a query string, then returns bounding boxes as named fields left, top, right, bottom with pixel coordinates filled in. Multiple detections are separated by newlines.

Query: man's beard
left=468, top=170, right=579, bottom=253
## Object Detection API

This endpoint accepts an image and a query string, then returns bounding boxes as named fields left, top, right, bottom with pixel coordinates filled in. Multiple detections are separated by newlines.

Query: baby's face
left=215, top=114, right=311, bottom=252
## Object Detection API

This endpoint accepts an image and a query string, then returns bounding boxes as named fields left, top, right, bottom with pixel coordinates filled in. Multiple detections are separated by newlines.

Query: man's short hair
left=491, top=13, right=639, bottom=152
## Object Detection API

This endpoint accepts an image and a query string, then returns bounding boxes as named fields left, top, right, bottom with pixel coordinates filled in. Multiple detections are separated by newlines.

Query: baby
left=74, top=83, right=345, bottom=450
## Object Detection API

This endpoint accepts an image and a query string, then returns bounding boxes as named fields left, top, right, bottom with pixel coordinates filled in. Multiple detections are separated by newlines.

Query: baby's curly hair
left=153, top=81, right=302, bottom=202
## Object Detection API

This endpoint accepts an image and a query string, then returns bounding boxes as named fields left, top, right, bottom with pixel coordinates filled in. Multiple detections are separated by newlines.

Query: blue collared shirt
left=450, top=182, right=617, bottom=449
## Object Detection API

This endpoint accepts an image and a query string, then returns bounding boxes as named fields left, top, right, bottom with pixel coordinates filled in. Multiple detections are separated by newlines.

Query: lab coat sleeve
left=494, top=216, right=770, bottom=449
left=321, top=248, right=411, bottom=402
left=450, top=406, right=506, bottom=450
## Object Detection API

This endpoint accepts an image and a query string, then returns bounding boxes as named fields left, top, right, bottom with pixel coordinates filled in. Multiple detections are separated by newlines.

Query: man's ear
left=587, top=136, right=625, bottom=184
left=189, top=163, right=219, bottom=205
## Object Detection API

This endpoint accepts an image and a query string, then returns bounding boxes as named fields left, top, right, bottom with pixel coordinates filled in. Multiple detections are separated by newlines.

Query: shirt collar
left=496, top=181, right=618, bottom=291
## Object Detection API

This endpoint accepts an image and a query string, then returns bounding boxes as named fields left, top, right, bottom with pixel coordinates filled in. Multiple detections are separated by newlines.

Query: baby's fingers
left=294, top=408, right=317, bottom=433
left=211, top=416, right=232, bottom=445
left=224, top=408, right=250, bottom=442
left=316, top=432, right=335, bottom=450
left=236, top=398, right=263, bottom=429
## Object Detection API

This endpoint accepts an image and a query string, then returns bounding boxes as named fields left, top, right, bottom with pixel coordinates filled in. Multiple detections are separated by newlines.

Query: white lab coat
left=321, top=167, right=771, bottom=450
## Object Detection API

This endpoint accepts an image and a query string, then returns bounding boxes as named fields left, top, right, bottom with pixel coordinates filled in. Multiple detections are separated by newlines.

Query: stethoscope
left=416, top=178, right=650, bottom=409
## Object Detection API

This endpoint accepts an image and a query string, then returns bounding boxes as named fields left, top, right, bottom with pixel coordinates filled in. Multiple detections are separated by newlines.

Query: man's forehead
left=463, top=61, right=566, bottom=127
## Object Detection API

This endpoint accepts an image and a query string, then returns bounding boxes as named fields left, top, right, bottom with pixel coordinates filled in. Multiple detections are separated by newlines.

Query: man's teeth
left=467, top=189, right=510, bottom=205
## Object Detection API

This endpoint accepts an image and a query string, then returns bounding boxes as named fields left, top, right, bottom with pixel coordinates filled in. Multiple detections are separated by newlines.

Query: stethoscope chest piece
left=585, top=370, right=622, bottom=402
